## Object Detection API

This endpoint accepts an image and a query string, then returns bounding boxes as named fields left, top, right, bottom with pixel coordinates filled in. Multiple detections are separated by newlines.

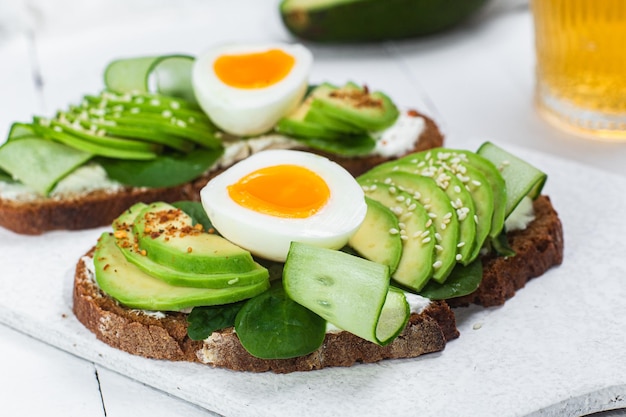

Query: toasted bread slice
left=0, top=111, right=443, bottom=235
left=71, top=195, right=563, bottom=373
left=447, top=195, right=563, bottom=307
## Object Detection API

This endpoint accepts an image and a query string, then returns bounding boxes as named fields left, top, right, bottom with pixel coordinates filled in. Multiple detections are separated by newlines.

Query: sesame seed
left=422, top=237, right=432, bottom=244
left=389, top=228, right=399, bottom=235
left=407, top=203, right=417, bottom=211
left=425, top=219, right=433, bottom=228
left=435, top=245, right=443, bottom=251
left=421, top=230, right=430, bottom=238
left=396, top=195, right=405, bottom=202
left=457, top=241, right=466, bottom=248
left=456, top=254, right=463, bottom=261
left=435, top=233, right=442, bottom=241
left=433, top=260, right=443, bottom=269
left=472, top=180, right=482, bottom=187
left=428, top=212, right=438, bottom=218
left=400, top=235, right=408, bottom=241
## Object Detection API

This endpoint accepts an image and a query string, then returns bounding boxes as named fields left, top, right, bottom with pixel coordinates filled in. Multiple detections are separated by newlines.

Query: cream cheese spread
left=504, top=196, right=535, bottom=232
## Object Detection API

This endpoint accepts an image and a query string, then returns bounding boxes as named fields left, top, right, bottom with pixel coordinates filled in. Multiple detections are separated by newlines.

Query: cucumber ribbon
left=283, top=242, right=409, bottom=346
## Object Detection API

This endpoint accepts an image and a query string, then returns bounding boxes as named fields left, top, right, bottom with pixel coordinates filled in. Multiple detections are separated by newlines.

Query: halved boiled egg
left=192, top=43, right=313, bottom=136
left=200, top=149, right=367, bottom=262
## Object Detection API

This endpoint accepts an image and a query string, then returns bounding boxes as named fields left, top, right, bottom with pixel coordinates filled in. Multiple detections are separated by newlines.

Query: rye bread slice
left=72, top=247, right=457, bottom=373
left=71, top=195, right=563, bottom=373
left=447, top=195, right=563, bottom=308
left=0, top=111, right=444, bottom=235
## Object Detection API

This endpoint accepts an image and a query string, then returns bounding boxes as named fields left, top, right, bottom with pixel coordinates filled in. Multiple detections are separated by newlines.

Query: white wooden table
left=1, top=1, right=626, bottom=416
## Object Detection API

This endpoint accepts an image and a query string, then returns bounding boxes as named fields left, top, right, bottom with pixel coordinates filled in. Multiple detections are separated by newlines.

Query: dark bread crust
left=447, top=195, right=564, bottom=307
left=0, top=185, right=196, bottom=235
left=0, top=112, right=444, bottom=235
left=72, top=251, right=457, bottom=373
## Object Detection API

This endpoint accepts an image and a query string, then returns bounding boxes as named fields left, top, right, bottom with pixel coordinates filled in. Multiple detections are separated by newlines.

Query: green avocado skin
left=280, top=0, right=489, bottom=42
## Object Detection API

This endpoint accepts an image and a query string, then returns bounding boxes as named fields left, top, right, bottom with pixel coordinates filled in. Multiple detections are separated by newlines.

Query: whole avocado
left=280, top=0, right=490, bottom=42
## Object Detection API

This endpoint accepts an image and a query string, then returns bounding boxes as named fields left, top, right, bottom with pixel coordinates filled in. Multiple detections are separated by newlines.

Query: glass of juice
left=532, top=0, right=626, bottom=140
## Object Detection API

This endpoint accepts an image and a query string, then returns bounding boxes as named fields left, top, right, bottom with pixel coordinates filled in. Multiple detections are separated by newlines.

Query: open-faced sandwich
left=0, top=44, right=442, bottom=234
left=72, top=141, right=563, bottom=373
left=0, top=41, right=563, bottom=372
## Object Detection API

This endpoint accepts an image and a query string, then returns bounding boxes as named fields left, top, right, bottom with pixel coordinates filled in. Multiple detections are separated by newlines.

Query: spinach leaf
left=418, top=260, right=483, bottom=300
left=490, top=232, right=516, bottom=257
left=172, top=200, right=216, bottom=233
left=99, top=147, right=223, bottom=188
left=235, top=284, right=325, bottom=359
left=186, top=301, right=246, bottom=341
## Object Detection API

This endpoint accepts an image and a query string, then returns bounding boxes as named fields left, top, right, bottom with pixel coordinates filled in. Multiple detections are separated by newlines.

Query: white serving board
left=1, top=143, right=625, bottom=417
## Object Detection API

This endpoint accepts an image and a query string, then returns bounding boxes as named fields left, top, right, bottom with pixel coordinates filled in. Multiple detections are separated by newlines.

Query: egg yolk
left=213, top=49, right=296, bottom=89
left=228, top=165, right=330, bottom=218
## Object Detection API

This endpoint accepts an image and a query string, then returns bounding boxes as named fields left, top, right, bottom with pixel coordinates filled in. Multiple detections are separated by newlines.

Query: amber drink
left=532, top=0, right=626, bottom=140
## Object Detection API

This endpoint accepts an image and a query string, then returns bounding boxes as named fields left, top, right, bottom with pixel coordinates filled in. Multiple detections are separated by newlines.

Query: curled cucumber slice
left=283, top=242, right=409, bottom=346
left=104, top=55, right=197, bottom=104
left=477, top=142, right=547, bottom=217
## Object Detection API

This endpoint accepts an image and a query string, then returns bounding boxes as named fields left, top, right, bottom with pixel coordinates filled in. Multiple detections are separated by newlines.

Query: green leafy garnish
left=490, top=232, right=516, bottom=258
left=99, top=147, right=223, bottom=188
left=186, top=301, right=246, bottom=341
left=235, top=284, right=326, bottom=359
left=172, top=201, right=216, bottom=233
left=418, top=260, right=483, bottom=300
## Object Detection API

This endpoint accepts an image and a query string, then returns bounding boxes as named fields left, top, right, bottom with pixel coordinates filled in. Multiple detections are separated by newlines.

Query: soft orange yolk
left=228, top=165, right=330, bottom=218
left=213, top=49, right=296, bottom=89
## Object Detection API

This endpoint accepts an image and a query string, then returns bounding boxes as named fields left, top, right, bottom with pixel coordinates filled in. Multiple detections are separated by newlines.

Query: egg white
left=192, top=43, right=313, bottom=136
left=200, top=149, right=367, bottom=262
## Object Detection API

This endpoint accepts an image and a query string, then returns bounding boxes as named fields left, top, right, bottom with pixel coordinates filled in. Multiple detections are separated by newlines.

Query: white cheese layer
left=504, top=196, right=535, bottom=232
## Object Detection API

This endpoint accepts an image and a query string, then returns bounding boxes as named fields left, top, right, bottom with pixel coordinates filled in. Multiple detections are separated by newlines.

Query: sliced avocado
left=393, top=150, right=494, bottom=261
left=359, top=182, right=435, bottom=291
left=111, top=202, right=269, bottom=288
left=275, top=95, right=343, bottom=140
left=348, top=196, right=403, bottom=274
left=93, top=232, right=270, bottom=311
left=133, top=202, right=257, bottom=274
left=360, top=159, right=477, bottom=265
left=359, top=171, right=459, bottom=283
left=303, top=84, right=363, bottom=133
left=443, top=149, right=507, bottom=238
left=310, top=82, right=399, bottom=131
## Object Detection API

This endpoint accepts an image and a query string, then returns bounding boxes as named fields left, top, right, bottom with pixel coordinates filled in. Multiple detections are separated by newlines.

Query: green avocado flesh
left=132, top=202, right=257, bottom=274
left=358, top=171, right=459, bottom=283
left=310, top=82, right=399, bottom=131
left=359, top=182, right=435, bottom=291
left=348, top=197, right=403, bottom=274
left=360, top=160, right=477, bottom=265
left=280, top=0, right=489, bottom=42
left=93, top=233, right=270, bottom=311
